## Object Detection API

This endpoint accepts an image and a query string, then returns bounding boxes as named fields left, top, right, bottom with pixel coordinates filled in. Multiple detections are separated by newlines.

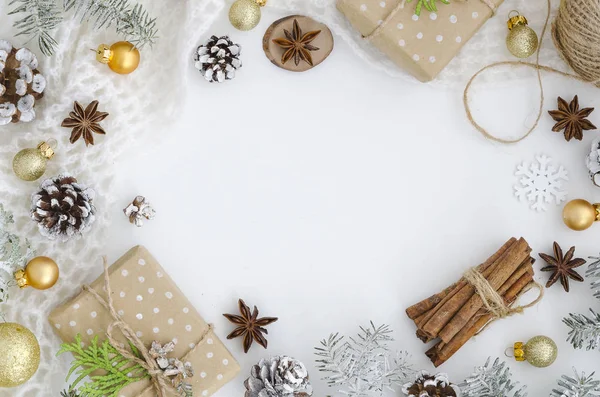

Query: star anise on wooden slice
left=548, top=95, right=596, bottom=141
left=272, top=19, right=321, bottom=66
left=539, top=242, right=586, bottom=292
left=223, top=299, right=278, bottom=353
left=61, top=100, right=109, bottom=146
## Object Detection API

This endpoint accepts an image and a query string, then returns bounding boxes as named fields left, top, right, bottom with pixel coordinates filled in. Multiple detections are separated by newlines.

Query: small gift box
left=337, top=0, right=503, bottom=81
left=49, top=246, right=240, bottom=397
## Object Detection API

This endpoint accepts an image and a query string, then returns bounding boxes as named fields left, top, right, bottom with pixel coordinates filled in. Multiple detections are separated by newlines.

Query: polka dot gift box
left=49, top=246, right=240, bottom=397
left=337, top=0, right=503, bottom=81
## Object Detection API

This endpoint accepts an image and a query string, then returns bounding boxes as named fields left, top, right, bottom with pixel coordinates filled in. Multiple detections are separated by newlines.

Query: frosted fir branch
left=564, top=309, right=600, bottom=352
left=460, top=357, right=527, bottom=397
left=587, top=255, right=600, bottom=301
left=315, top=322, right=414, bottom=396
left=551, top=368, right=600, bottom=397
left=8, top=0, right=63, bottom=56
left=64, top=0, right=158, bottom=49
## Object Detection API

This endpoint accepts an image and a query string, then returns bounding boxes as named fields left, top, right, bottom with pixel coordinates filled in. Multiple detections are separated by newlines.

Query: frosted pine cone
left=0, top=40, right=46, bottom=125
left=194, top=36, right=241, bottom=83
left=245, top=356, right=313, bottom=397
left=586, top=137, right=600, bottom=186
left=402, top=371, right=457, bottom=397
left=31, top=174, right=96, bottom=242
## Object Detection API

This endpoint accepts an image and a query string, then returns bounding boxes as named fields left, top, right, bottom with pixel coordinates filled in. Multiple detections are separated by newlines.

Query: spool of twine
left=552, top=0, right=600, bottom=87
left=464, top=0, right=600, bottom=144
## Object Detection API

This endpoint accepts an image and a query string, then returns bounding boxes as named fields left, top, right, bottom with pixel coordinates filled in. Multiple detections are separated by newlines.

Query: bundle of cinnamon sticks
left=405, top=237, right=536, bottom=367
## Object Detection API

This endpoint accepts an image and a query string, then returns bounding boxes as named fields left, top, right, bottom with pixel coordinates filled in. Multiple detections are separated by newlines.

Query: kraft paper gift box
left=337, top=0, right=504, bottom=82
left=49, top=246, right=240, bottom=397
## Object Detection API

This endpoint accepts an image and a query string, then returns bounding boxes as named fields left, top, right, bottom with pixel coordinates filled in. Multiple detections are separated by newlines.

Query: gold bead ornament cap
left=37, top=141, right=55, bottom=159
left=95, top=44, right=112, bottom=64
left=507, top=10, right=528, bottom=30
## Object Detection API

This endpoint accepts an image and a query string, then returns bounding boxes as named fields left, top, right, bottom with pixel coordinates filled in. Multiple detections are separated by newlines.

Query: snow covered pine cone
left=0, top=40, right=46, bottom=125
left=194, top=35, right=241, bottom=83
left=402, top=371, right=458, bottom=397
left=30, top=174, right=96, bottom=242
left=245, top=356, right=313, bottom=397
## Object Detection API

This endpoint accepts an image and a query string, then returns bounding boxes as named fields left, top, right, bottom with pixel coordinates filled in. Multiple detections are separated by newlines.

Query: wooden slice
left=263, top=15, right=334, bottom=72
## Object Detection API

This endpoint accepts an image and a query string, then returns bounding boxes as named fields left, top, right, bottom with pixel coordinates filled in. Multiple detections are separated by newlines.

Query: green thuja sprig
left=58, top=334, right=149, bottom=397
left=406, top=0, right=450, bottom=16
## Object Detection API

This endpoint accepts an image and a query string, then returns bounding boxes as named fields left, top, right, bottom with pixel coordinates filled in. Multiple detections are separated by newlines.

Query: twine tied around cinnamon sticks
left=82, top=257, right=214, bottom=397
left=364, top=0, right=497, bottom=41
left=462, top=266, right=543, bottom=332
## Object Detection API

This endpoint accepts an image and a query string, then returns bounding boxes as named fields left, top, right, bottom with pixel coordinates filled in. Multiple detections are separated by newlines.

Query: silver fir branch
left=7, top=0, right=158, bottom=56
left=0, top=204, right=34, bottom=306
left=8, top=0, right=63, bottom=56
left=551, top=368, right=600, bottom=397
left=314, top=322, right=414, bottom=396
left=587, top=255, right=600, bottom=301
left=564, top=309, right=600, bottom=352
left=459, top=357, right=527, bottom=397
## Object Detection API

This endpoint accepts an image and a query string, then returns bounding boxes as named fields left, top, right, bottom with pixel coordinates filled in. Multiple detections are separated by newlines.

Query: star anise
left=61, top=100, right=109, bottom=146
left=272, top=19, right=321, bottom=66
left=223, top=299, right=278, bottom=353
left=548, top=95, right=596, bottom=141
left=539, top=242, right=586, bottom=292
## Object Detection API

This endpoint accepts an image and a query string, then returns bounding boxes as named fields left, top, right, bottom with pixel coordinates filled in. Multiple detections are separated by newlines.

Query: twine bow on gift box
left=80, top=257, right=214, bottom=397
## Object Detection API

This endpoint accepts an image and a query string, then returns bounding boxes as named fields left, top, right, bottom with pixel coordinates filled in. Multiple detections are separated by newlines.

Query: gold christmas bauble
left=229, top=0, right=264, bottom=31
left=12, top=142, right=54, bottom=181
left=15, top=256, right=59, bottom=290
left=0, top=323, right=40, bottom=387
left=563, top=199, right=599, bottom=231
left=506, top=12, right=538, bottom=58
left=96, top=41, right=140, bottom=74
left=513, top=335, right=557, bottom=368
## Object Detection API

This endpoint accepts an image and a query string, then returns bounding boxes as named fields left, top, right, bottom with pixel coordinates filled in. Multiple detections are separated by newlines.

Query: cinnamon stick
left=420, top=238, right=529, bottom=340
left=437, top=238, right=531, bottom=343
left=413, top=238, right=516, bottom=330
left=426, top=273, right=534, bottom=367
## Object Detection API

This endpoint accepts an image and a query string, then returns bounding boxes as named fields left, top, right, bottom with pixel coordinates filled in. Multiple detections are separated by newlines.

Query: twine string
left=462, top=267, right=544, bottom=334
left=364, top=0, right=497, bottom=40
left=464, top=0, right=600, bottom=143
left=82, top=257, right=214, bottom=397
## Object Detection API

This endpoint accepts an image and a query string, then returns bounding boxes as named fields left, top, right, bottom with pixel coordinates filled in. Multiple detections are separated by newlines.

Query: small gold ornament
left=12, top=141, right=55, bottom=182
left=506, top=11, right=538, bottom=58
left=95, top=41, right=140, bottom=74
left=229, top=0, right=266, bottom=31
left=512, top=335, right=557, bottom=368
left=0, top=322, right=40, bottom=387
left=563, top=199, right=600, bottom=231
left=14, top=256, right=59, bottom=290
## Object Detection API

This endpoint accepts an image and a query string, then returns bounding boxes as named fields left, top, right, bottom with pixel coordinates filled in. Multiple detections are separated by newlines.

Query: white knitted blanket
left=0, top=0, right=559, bottom=395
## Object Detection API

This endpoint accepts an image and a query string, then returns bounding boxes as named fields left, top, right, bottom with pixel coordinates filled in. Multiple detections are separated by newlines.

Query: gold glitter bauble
left=0, top=323, right=40, bottom=387
left=229, top=0, right=262, bottom=31
left=563, top=199, right=599, bottom=231
left=513, top=335, right=557, bottom=368
left=506, top=12, right=538, bottom=58
left=12, top=142, right=54, bottom=181
left=15, top=256, right=59, bottom=290
left=96, top=41, right=140, bottom=74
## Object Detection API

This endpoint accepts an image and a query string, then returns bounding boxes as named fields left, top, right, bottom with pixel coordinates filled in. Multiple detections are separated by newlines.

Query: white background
left=87, top=7, right=598, bottom=396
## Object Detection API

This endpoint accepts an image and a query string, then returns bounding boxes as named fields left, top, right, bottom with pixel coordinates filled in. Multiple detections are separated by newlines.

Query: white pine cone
left=402, top=371, right=458, bottom=397
left=586, top=137, right=600, bottom=177
left=245, top=356, right=313, bottom=397
left=30, top=174, right=96, bottom=242
left=194, top=35, right=241, bottom=83
left=0, top=40, right=46, bottom=125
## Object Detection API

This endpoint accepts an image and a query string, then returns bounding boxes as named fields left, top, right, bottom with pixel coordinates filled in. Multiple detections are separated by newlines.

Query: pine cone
left=194, top=36, right=242, bottom=83
left=402, top=371, right=457, bottom=397
left=245, top=356, right=313, bottom=397
left=0, top=40, right=46, bottom=125
left=30, top=174, right=96, bottom=242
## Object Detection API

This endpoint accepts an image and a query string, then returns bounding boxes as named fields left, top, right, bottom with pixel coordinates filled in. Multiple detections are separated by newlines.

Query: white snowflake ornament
left=514, top=155, right=568, bottom=212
